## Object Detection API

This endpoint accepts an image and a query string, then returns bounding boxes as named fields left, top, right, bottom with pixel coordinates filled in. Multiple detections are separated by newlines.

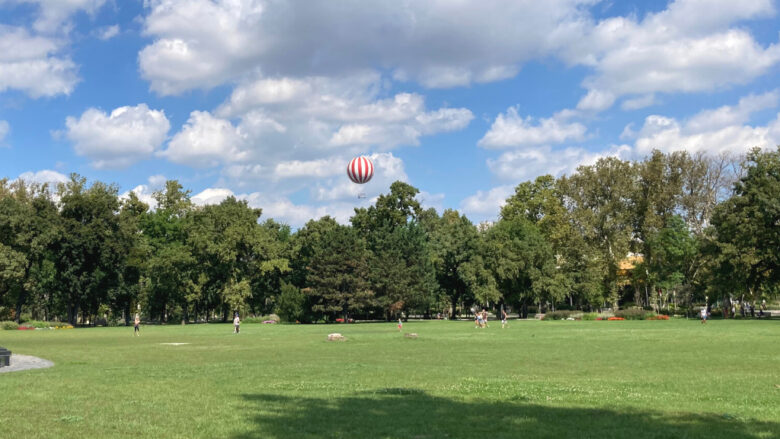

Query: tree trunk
left=450, top=294, right=459, bottom=319
left=14, top=289, right=27, bottom=323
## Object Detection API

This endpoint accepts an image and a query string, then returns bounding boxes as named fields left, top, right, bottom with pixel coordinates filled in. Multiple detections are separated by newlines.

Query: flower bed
left=647, top=315, right=670, bottom=320
left=607, top=317, right=625, bottom=321
left=18, top=325, right=37, bottom=330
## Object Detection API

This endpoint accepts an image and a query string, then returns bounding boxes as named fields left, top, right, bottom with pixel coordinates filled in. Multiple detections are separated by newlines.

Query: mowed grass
left=0, top=319, right=778, bottom=439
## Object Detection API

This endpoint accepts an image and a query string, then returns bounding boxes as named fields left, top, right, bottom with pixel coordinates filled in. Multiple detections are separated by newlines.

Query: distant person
left=476, top=311, right=484, bottom=328
left=501, top=308, right=508, bottom=329
left=134, top=314, right=140, bottom=336
left=397, top=318, right=403, bottom=332
left=233, top=313, right=240, bottom=334
left=700, top=307, right=707, bottom=324
left=482, top=309, right=489, bottom=328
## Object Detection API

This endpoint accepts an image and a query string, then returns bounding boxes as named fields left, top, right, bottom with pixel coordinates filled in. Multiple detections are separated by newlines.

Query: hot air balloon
left=347, top=156, right=373, bottom=184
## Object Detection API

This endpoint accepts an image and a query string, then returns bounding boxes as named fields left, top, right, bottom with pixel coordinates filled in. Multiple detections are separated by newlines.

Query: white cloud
left=488, top=145, right=632, bottom=182
left=576, top=89, right=615, bottom=112
left=479, top=107, right=587, bottom=148
left=139, top=0, right=595, bottom=94
left=0, top=25, right=78, bottom=97
left=621, top=94, right=657, bottom=111
left=16, top=169, right=68, bottom=185
left=0, top=120, right=9, bottom=144
left=96, top=24, right=119, bottom=40
left=120, top=175, right=169, bottom=209
left=65, top=104, right=170, bottom=169
left=4, top=0, right=107, bottom=34
left=626, top=90, right=780, bottom=156
left=192, top=187, right=235, bottom=206
left=160, top=111, right=247, bottom=168
left=564, top=0, right=780, bottom=111
left=634, top=114, right=780, bottom=157
left=459, top=185, right=514, bottom=220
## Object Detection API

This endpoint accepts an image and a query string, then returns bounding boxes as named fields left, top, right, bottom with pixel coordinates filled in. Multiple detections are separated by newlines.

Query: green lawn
left=0, top=319, right=778, bottom=438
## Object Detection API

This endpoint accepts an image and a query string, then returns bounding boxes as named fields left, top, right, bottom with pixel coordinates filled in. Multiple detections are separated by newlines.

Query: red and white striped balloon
left=347, top=156, right=374, bottom=184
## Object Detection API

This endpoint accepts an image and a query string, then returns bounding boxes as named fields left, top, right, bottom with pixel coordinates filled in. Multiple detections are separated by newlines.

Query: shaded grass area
left=0, top=320, right=778, bottom=438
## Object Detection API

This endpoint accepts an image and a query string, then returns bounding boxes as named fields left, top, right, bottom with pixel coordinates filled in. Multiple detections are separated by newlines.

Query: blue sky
left=1, top=0, right=779, bottom=227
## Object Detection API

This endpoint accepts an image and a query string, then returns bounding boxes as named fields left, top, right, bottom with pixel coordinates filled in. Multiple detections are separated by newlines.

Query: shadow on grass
left=233, top=389, right=778, bottom=439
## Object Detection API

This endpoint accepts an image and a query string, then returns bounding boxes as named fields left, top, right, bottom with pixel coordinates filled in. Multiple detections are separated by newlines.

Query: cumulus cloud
left=479, top=107, right=587, bottom=148
left=65, top=104, right=170, bottom=169
left=16, top=169, right=68, bottom=185
left=160, top=111, right=248, bottom=168
left=96, top=24, right=119, bottom=40
left=0, top=25, right=78, bottom=97
left=459, top=186, right=514, bottom=220
left=6, top=0, right=107, bottom=34
left=487, top=145, right=631, bottom=182
left=565, top=0, right=780, bottom=111
left=139, top=0, right=595, bottom=94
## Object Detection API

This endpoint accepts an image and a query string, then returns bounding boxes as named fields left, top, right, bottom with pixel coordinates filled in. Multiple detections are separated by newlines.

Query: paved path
left=0, top=354, right=54, bottom=373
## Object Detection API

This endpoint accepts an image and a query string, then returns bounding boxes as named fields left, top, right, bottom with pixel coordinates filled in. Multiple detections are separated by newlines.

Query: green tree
left=304, top=222, right=374, bottom=321
left=707, top=147, right=780, bottom=308
left=483, top=217, right=557, bottom=318
left=55, top=175, right=127, bottom=325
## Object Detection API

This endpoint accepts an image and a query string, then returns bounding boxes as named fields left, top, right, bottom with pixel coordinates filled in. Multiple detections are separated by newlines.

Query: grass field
left=0, top=319, right=778, bottom=438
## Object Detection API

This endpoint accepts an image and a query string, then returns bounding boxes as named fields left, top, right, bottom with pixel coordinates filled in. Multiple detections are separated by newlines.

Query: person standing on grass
left=397, top=318, right=403, bottom=332
left=501, top=308, right=508, bottom=329
left=482, top=309, right=489, bottom=328
left=233, top=313, right=240, bottom=334
left=134, top=314, right=140, bottom=336
left=700, top=307, right=707, bottom=324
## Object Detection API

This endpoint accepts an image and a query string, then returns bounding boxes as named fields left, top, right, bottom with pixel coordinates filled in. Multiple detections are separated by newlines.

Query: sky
left=1, top=0, right=779, bottom=228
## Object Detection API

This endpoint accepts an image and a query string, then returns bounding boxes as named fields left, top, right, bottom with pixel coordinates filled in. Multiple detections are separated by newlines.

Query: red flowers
left=18, top=326, right=36, bottom=330
left=335, top=318, right=345, bottom=323
left=647, top=315, right=670, bottom=320
left=607, top=317, right=625, bottom=321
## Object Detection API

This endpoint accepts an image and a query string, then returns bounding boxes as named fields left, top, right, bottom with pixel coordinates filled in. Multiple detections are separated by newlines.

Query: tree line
left=1, top=147, right=777, bottom=325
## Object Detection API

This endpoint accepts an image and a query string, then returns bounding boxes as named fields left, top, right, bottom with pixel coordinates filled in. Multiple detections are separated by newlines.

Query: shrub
left=1, top=321, right=19, bottom=330
left=614, top=308, right=651, bottom=320
left=582, top=313, right=599, bottom=321
left=275, top=282, right=306, bottom=322
left=543, top=310, right=576, bottom=320
left=244, top=314, right=281, bottom=324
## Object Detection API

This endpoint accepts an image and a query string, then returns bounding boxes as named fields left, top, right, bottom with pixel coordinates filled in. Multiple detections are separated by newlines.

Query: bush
left=275, top=282, right=306, bottom=322
left=614, top=308, right=652, bottom=320
left=243, top=314, right=281, bottom=324
left=582, top=312, right=599, bottom=321
left=543, top=310, right=576, bottom=320
left=1, top=321, right=19, bottom=330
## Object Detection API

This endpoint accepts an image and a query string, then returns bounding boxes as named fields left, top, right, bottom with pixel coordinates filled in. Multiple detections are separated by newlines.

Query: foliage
left=0, top=320, right=19, bottom=330
left=275, top=282, right=306, bottom=322
left=613, top=308, right=655, bottom=320
left=0, top=148, right=776, bottom=323
left=542, top=310, right=579, bottom=320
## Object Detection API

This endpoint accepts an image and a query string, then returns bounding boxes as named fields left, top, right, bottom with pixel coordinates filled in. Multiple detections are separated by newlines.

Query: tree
left=55, top=175, right=127, bottom=325
left=707, top=147, right=780, bottom=307
left=559, top=157, right=637, bottom=309
left=483, top=217, right=557, bottom=318
left=304, top=223, right=374, bottom=321
left=427, top=209, right=486, bottom=318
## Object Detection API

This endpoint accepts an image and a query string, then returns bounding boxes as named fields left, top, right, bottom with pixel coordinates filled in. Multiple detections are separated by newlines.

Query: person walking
left=700, top=307, right=708, bottom=324
left=397, top=318, right=403, bottom=332
left=134, top=314, right=140, bottom=336
left=501, top=308, right=508, bottom=329
left=233, top=313, right=240, bottom=334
